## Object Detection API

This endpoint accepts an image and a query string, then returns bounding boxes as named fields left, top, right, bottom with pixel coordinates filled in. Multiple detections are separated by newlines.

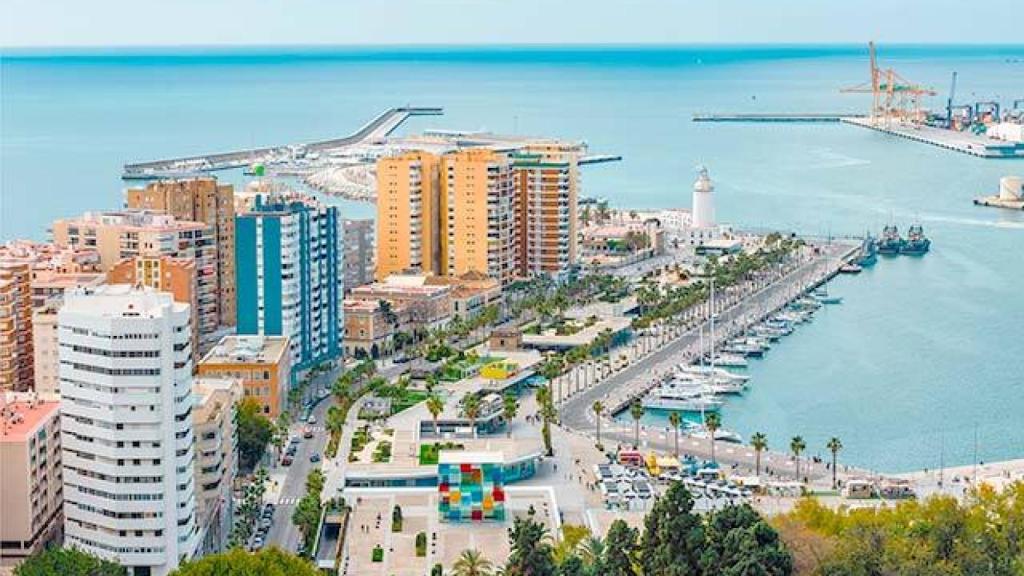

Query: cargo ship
left=877, top=225, right=904, bottom=255
left=901, top=225, right=931, bottom=255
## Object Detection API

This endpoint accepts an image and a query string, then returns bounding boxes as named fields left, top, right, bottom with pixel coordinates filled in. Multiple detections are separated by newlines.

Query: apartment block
left=235, top=196, right=342, bottom=375
left=192, top=377, right=241, bottom=555
left=198, top=336, right=290, bottom=418
left=126, top=178, right=236, bottom=326
left=50, top=210, right=220, bottom=344
left=343, top=218, right=375, bottom=292
left=375, top=151, right=441, bottom=279
left=58, top=285, right=199, bottom=576
left=0, top=393, right=63, bottom=567
left=513, top=152, right=579, bottom=279
left=0, top=263, right=34, bottom=391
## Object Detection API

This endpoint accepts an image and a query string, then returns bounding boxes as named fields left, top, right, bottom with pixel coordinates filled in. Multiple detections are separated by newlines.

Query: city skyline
left=3, top=0, right=1023, bottom=48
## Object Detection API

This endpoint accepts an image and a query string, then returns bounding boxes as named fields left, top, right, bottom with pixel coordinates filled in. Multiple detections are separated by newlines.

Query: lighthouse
left=692, top=165, right=716, bottom=229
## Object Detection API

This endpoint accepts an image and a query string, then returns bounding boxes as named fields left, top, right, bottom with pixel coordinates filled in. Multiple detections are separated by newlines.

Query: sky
left=2, top=0, right=1022, bottom=48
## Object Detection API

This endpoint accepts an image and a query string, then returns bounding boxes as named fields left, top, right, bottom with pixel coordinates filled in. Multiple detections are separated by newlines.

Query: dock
left=973, top=196, right=1024, bottom=210
left=842, top=117, right=1024, bottom=159
left=693, top=113, right=862, bottom=123
left=122, top=106, right=443, bottom=180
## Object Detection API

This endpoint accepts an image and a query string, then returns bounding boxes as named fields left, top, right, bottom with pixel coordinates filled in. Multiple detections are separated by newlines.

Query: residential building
left=424, top=271, right=503, bottom=321
left=192, top=377, right=241, bottom=555
left=50, top=210, right=220, bottom=344
left=343, top=218, right=374, bottom=292
left=235, top=196, right=343, bottom=375
left=198, top=336, right=290, bottom=418
left=107, top=256, right=201, bottom=363
left=441, top=149, right=519, bottom=284
left=0, top=262, right=34, bottom=391
left=126, top=178, right=236, bottom=326
left=58, top=285, right=199, bottom=576
left=0, top=393, right=62, bottom=567
left=349, top=275, right=453, bottom=335
left=513, top=152, right=579, bottom=279
left=31, top=304, right=62, bottom=398
left=342, top=299, right=394, bottom=360
left=375, top=151, right=441, bottom=279
left=0, top=241, right=105, bottom=309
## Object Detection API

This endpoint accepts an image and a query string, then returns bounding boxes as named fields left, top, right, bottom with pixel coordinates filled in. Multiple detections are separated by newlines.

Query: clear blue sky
left=3, top=0, right=1021, bottom=47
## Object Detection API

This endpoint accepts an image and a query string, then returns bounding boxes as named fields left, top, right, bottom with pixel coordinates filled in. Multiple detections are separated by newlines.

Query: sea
left=2, top=45, right=1023, bottom=473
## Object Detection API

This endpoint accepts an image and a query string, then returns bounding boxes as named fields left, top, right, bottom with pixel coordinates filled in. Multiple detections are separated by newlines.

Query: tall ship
left=877, top=225, right=904, bottom=255
left=901, top=224, right=931, bottom=255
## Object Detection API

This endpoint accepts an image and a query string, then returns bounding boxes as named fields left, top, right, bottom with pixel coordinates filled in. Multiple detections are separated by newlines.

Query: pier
left=122, top=106, right=443, bottom=179
left=842, top=117, right=1024, bottom=159
left=693, top=113, right=862, bottom=123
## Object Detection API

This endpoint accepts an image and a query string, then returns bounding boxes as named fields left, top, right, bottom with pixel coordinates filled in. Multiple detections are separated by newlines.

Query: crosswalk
left=277, top=497, right=300, bottom=506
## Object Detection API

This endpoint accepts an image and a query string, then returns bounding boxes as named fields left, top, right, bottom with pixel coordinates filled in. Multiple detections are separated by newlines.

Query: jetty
left=842, top=117, right=1024, bottom=159
left=122, top=106, right=443, bottom=180
left=693, top=113, right=862, bottom=123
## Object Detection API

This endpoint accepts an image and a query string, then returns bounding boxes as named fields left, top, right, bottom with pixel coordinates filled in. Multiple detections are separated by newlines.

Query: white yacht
left=678, top=364, right=750, bottom=382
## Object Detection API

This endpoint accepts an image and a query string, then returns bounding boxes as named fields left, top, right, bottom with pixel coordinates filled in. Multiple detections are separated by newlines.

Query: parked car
left=309, top=453, right=321, bottom=463
left=303, top=427, right=314, bottom=439
left=307, top=415, right=317, bottom=425
left=281, top=455, right=293, bottom=466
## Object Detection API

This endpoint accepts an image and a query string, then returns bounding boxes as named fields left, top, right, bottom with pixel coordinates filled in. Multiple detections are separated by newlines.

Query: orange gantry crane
left=841, top=42, right=936, bottom=126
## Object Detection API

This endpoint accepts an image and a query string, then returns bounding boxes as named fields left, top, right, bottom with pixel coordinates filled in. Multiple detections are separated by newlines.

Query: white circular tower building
left=692, top=165, right=716, bottom=229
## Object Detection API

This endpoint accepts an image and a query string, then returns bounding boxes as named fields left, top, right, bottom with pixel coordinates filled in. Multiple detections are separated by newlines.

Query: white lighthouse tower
left=692, top=165, right=716, bottom=229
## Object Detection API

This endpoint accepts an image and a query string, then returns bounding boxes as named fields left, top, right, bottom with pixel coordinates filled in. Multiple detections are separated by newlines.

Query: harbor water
left=2, top=45, right=1023, bottom=472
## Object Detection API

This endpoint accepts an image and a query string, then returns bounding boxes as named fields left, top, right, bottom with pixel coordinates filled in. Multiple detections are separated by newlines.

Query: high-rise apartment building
left=58, top=285, right=199, bottom=576
left=126, top=178, right=236, bottom=326
left=192, top=377, right=241, bottom=555
left=235, top=196, right=342, bottom=375
left=441, top=149, right=520, bottom=285
left=343, top=218, right=375, bottom=292
left=513, top=152, right=579, bottom=280
left=375, top=151, right=441, bottom=279
left=0, top=393, right=63, bottom=567
left=0, top=262, right=34, bottom=391
left=51, top=210, right=219, bottom=346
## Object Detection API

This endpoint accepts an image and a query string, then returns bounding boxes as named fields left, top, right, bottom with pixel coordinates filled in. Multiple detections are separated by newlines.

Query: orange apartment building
left=125, top=178, right=236, bottom=326
left=0, top=394, right=63, bottom=566
left=0, top=263, right=34, bottom=392
left=513, top=151, right=579, bottom=280
left=197, top=335, right=291, bottom=418
left=375, top=151, right=442, bottom=279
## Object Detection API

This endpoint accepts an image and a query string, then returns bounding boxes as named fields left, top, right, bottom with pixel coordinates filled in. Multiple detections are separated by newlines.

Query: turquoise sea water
left=2, top=45, right=1023, bottom=472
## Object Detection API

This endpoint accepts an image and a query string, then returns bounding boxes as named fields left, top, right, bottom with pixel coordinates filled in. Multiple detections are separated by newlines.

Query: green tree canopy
left=171, top=548, right=319, bottom=576
left=236, top=397, right=274, bottom=471
left=603, top=519, right=639, bottom=576
left=505, top=515, right=557, bottom=576
left=640, top=482, right=705, bottom=576
left=15, top=547, right=126, bottom=576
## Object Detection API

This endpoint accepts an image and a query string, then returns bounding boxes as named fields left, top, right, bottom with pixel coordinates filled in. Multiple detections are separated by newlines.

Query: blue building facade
left=236, top=196, right=343, bottom=378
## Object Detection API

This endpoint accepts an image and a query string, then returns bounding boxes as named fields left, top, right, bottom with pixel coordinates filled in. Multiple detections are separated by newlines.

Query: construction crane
left=946, top=72, right=958, bottom=129
left=841, top=41, right=936, bottom=127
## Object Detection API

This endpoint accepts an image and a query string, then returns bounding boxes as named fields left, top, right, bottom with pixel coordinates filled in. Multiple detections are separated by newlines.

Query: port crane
left=946, top=72, right=958, bottom=129
left=841, top=42, right=936, bottom=127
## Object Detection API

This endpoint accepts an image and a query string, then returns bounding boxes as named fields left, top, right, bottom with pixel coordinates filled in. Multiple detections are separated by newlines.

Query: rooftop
left=62, top=284, right=188, bottom=318
left=0, top=394, right=60, bottom=443
left=438, top=450, right=505, bottom=465
left=200, top=334, right=290, bottom=366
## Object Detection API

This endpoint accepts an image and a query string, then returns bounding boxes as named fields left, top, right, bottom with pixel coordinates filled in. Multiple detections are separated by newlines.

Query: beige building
left=375, top=151, right=441, bottom=279
left=0, top=263, right=34, bottom=391
left=198, top=336, right=291, bottom=418
left=349, top=274, right=453, bottom=334
left=192, top=377, right=241, bottom=555
left=342, top=299, right=394, bottom=360
left=0, top=393, right=62, bottom=566
left=126, top=178, right=236, bottom=326
left=51, top=210, right=220, bottom=343
left=424, top=271, right=503, bottom=321
left=441, top=149, right=520, bottom=284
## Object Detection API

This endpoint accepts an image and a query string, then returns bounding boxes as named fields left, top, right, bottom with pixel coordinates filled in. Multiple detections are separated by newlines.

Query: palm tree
left=791, top=436, right=807, bottom=480
left=629, top=400, right=644, bottom=449
left=704, top=412, right=721, bottom=463
left=827, top=436, right=843, bottom=489
left=535, top=387, right=554, bottom=456
left=426, top=394, right=444, bottom=437
left=592, top=400, right=604, bottom=448
left=452, top=548, right=493, bottom=576
left=462, top=395, right=482, bottom=438
left=577, top=535, right=605, bottom=572
left=502, top=393, right=519, bottom=438
left=668, top=411, right=682, bottom=458
left=750, top=432, right=768, bottom=477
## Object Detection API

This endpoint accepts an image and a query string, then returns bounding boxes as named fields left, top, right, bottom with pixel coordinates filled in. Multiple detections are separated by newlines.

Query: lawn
left=418, top=442, right=465, bottom=465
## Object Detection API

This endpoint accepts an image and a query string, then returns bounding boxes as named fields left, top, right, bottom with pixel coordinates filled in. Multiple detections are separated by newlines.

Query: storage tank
left=692, top=166, right=716, bottom=229
left=999, top=176, right=1023, bottom=200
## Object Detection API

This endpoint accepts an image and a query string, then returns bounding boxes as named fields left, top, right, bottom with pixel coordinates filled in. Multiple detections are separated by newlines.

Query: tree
left=705, top=412, right=722, bottom=463
left=505, top=516, right=556, bottom=576
left=826, top=437, right=843, bottom=489
left=592, top=401, right=604, bottom=449
left=325, top=405, right=345, bottom=437
left=452, top=549, right=493, bottom=576
left=427, top=394, right=445, bottom=437
left=640, top=482, right=704, bottom=576
left=603, top=519, right=638, bottom=576
left=668, top=411, right=683, bottom=458
left=629, top=400, right=644, bottom=449
left=555, top=555, right=584, bottom=576
left=15, top=547, right=125, bottom=576
left=699, top=504, right=792, bottom=576
left=790, top=436, right=807, bottom=480
left=171, top=548, right=320, bottom=576
left=500, top=393, right=520, bottom=437
left=236, top=397, right=274, bottom=471
left=462, top=394, right=482, bottom=438
left=751, top=432, right=768, bottom=477
left=577, top=536, right=605, bottom=574
left=536, top=387, right=555, bottom=457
